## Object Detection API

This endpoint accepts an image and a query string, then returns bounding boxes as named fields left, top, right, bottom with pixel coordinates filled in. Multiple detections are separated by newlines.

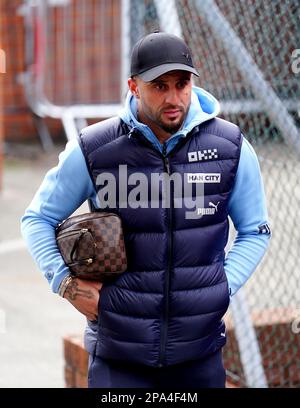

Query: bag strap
left=69, top=228, right=96, bottom=266
left=88, top=198, right=96, bottom=212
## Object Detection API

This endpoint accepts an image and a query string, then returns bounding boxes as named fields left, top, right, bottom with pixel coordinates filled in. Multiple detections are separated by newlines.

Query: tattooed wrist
left=64, top=278, right=93, bottom=301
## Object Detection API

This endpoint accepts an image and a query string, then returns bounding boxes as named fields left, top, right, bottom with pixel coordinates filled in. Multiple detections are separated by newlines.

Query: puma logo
left=182, top=52, right=190, bottom=60
left=197, top=201, right=220, bottom=216
left=209, top=201, right=220, bottom=211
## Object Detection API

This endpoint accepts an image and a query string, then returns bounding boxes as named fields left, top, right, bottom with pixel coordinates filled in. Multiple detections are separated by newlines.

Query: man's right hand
left=63, top=277, right=102, bottom=321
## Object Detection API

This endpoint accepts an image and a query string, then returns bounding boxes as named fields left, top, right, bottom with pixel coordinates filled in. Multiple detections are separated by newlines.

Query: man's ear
left=128, top=77, right=140, bottom=98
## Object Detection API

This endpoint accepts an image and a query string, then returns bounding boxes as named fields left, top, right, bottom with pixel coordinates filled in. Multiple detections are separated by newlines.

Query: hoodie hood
left=119, top=86, right=220, bottom=154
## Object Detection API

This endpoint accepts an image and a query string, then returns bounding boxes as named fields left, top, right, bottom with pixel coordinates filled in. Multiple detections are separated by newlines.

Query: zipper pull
left=162, top=143, right=170, bottom=174
left=164, top=157, right=170, bottom=174
left=127, top=128, right=135, bottom=139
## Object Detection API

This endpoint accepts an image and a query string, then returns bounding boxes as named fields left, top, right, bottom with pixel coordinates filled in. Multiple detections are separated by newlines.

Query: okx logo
left=188, top=148, right=218, bottom=162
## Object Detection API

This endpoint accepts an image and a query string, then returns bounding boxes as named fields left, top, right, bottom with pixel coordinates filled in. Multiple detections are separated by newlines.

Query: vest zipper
left=130, top=134, right=195, bottom=366
left=158, top=143, right=173, bottom=367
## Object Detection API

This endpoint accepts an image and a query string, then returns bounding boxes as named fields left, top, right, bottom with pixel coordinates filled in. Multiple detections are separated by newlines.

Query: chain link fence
left=22, top=0, right=300, bottom=387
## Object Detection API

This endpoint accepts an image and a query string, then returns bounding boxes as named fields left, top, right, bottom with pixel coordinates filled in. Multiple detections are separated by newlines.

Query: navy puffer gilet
left=79, top=116, right=242, bottom=367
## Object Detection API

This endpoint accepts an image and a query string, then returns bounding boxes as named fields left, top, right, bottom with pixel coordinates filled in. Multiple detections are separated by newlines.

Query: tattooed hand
left=64, top=277, right=103, bottom=321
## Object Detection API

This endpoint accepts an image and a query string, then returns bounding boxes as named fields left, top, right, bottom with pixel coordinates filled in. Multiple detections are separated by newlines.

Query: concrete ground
left=0, top=142, right=86, bottom=388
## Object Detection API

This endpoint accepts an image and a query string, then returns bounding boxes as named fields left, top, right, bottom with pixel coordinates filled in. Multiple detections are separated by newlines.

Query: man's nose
left=165, top=88, right=180, bottom=105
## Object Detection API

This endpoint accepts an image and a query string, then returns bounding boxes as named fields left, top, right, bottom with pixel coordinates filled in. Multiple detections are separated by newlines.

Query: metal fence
left=22, top=0, right=300, bottom=387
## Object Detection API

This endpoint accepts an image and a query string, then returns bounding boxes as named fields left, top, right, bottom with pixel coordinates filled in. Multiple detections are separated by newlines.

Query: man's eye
left=155, top=83, right=166, bottom=90
left=177, top=80, right=189, bottom=89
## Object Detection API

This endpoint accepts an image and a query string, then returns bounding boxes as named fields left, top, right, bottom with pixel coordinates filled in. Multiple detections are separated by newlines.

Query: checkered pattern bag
left=56, top=212, right=127, bottom=282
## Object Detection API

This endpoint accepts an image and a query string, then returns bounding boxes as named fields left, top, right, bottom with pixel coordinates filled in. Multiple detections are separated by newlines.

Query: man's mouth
left=163, top=109, right=182, bottom=119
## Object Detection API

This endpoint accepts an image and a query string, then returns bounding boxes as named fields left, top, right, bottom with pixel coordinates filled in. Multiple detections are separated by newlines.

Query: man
left=21, top=32, right=270, bottom=388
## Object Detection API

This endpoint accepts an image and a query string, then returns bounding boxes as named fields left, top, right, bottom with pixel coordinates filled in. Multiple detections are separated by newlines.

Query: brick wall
left=0, top=0, right=63, bottom=142
left=64, top=335, right=88, bottom=388
left=223, top=308, right=300, bottom=387
left=1, top=0, right=121, bottom=142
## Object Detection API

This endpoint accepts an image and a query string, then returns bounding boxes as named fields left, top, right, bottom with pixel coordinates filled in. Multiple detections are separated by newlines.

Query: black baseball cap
left=130, top=32, right=199, bottom=82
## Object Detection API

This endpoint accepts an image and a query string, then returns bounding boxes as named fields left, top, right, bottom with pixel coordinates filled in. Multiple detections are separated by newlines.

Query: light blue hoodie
left=21, top=86, right=270, bottom=295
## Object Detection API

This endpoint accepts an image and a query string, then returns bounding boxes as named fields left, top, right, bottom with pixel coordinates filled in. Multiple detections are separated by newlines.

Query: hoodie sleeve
left=224, top=137, right=271, bottom=296
left=20, top=139, right=96, bottom=293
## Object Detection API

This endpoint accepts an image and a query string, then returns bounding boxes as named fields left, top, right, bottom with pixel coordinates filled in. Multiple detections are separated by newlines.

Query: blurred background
left=0, top=0, right=299, bottom=388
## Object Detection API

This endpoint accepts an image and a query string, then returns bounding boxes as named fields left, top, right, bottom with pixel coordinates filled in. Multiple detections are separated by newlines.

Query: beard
left=138, top=97, right=191, bottom=137
left=157, top=118, right=183, bottom=134
left=148, top=104, right=189, bottom=135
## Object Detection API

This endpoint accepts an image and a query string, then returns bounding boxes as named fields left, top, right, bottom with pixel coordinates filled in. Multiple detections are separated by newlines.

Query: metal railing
left=19, top=0, right=129, bottom=145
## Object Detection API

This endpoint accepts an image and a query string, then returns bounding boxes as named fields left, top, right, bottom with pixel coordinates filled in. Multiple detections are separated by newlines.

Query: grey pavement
left=0, top=143, right=87, bottom=388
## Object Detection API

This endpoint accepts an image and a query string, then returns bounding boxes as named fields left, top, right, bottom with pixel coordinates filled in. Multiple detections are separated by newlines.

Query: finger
left=93, top=282, right=103, bottom=290
left=86, top=313, right=96, bottom=321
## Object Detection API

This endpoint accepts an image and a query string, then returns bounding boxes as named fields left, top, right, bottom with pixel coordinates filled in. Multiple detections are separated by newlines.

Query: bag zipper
left=56, top=228, right=89, bottom=240
left=58, top=213, right=118, bottom=230
left=68, top=257, right=94, bottom=267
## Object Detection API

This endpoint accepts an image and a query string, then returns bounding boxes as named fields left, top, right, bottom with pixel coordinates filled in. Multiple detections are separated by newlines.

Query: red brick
left=64, top=335, right=88, bottom=375
left=74, top=371, right=88, bottom=389
left=223, top=307, right=300, bottom=387
left=64, top=365, right=76, bottom=388
left=1, top=0, right=121, bottom=142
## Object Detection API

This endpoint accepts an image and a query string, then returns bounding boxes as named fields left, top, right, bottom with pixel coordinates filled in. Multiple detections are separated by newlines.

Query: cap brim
left=138, top=63, right=199, bottom=82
